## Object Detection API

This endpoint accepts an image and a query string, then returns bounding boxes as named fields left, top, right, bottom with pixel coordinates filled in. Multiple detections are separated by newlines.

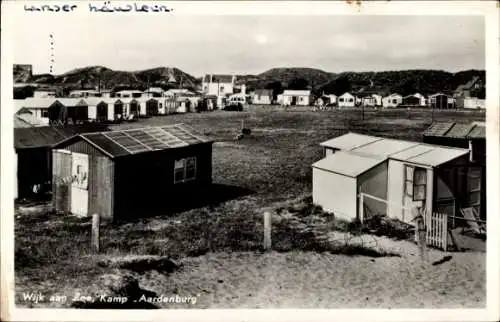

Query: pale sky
left=10, top=11, right=484, bottom=77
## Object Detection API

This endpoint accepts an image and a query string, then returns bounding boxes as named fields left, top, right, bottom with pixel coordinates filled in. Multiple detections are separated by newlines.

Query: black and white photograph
left=1, top=1, right=499, bottom=321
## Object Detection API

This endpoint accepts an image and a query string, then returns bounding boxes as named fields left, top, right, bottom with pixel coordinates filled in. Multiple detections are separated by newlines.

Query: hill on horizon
left=14, top=65, right=485, bottom=98
left=240, top=68, right=485, bottom=97
left=13, top=65, right=199, bottom=92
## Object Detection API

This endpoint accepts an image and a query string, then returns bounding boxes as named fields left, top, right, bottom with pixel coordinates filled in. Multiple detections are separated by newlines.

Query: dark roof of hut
left=423, top=121, right=485, bottom=139
left=14, top=124, right=111, bottom=149
left=54, top=123, right=213, bottom=159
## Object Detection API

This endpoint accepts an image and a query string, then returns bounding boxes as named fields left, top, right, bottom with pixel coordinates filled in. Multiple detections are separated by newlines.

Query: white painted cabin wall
left=312, top=168, right=358, bottom=221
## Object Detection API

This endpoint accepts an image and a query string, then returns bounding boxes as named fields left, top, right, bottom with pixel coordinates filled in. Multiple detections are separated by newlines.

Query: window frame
left=174, top=157, right=197, bottom=184
left=404, top=165, right=427, bottom=201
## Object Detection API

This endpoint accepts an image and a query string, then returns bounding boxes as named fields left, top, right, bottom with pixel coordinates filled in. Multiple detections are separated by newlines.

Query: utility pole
left=98, top=70, right=101, bottom=93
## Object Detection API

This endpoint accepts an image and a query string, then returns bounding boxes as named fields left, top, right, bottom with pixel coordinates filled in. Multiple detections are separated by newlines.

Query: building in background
left=33, top=88, right=57, bottom=98
left=279, top=90, right=311, bottom=106
left=115, top=90, right=144, bottom=98
left=337, top=92, right=356, bottom=108
left=429, top=93, right=454, bottom=109
left=382, top=93, right=403, bottom=108
left=202, top=74, right=236, bottom=96
left=252, top=89, right=273, bottom=105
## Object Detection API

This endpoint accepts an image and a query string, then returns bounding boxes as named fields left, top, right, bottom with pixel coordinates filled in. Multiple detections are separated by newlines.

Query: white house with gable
left=202, top=74, right=236, bottom=96
left=337, top=92, right=356, bottom=108
left=382, top=94, right=403, bottom=108
left=279, top=90, right=311, bottom=106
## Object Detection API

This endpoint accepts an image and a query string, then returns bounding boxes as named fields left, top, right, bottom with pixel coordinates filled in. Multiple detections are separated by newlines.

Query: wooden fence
left=425, top=212, right=448, bottom=251
left=414, top=211, right=449, bottom=251
left=357, top=193, right=450, bottom=252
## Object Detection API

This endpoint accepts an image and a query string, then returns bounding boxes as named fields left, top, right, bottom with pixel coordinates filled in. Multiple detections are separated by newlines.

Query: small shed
left=429, top=93, right=454, bottom=109
left=314, top=132, right=472, bottom=223
left=52, top=123, right=214, bottom=220
left=312, top=151, right=387, bottom=221
left=59, top=98, right=89, bottom=124
left=81, top=97, right=105, bottom=121
left=252, top=89, right=273, bottom=105
left=281, top=90, right=311, bottom=106
left=14, top=124, right=110, bottom=199
left=402, top=94, right=421, bottom=106
left=337, top=92, right=356, bottom=108
left=361, top=96, right=376, bottom=107
left=423, top=121, right=486, bottom=220
left=135, top=98, right=160, bottom=117
left=382, top=94, right=403, bottom=108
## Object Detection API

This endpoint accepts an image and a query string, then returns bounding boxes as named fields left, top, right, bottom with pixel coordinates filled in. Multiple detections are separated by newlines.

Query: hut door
left=402, top=165, right=427, bottom=223
left=467, top=167, right=482, bottom=217
left=71, top=153, right=89, bottom=216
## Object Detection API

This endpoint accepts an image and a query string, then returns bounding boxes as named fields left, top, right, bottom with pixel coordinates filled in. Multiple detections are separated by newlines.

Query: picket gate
left=425, top=212, right=448, bottom=251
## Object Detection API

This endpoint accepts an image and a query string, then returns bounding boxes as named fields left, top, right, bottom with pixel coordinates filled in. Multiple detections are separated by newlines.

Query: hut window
left=405, top=165, right=427, bottom=201
left=42, top=110, right=49, bottom=118
left=174, top=157, right=197, bottom=183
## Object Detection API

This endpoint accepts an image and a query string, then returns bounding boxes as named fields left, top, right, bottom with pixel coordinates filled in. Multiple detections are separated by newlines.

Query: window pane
left=469, top=191, right=481, bottom=205
left=468, top=177, right=481, bottom=191
left=405, top=181, right=413, bottom=196
left=414, top=169, right=427, bottom=184
left=186, top=167, right=196, bottom=180
left=174, top=159, right=185, bottom=169
left=413, top=185, right=426, bottom=201
left=174, top=169, right=184, bottom=182
left=186, top=157, right=196, bottom=167
left=405, top=166, right=414, bottom=181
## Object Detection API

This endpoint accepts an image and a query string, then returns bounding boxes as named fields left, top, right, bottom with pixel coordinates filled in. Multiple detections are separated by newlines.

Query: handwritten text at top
left=23, top=2, right=173, bottom=13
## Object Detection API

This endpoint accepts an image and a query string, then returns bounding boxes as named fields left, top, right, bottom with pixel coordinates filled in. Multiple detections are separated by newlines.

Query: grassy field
left=15, top=107, right=486, bottom=308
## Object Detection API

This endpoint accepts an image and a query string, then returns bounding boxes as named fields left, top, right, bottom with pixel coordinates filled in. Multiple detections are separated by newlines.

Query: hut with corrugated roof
left=51, top=123, right=214, bottom=220
left=423, top=121, right=486, bottom=220
left=313, top=132, right=474, bottom=223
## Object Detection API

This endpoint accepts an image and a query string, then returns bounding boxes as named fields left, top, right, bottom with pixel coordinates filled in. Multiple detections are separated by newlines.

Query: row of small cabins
left=15, top=119, right=485, bottom=224
left=258, top=75, right=485, bottom=109
left=14, top=96, right=206, bottom=126
left=29, top=74, right=485, bottom=110
left=251, top=90, right=485, bottom=109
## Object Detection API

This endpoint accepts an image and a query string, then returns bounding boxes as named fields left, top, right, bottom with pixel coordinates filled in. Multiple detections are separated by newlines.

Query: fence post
left=443, top=213, right=448, bottom=252
left=263, top=212, right=272, bottom=251
left=416, top=211, right=427, bottom=264
left=92, top=214, right=100, bottom=253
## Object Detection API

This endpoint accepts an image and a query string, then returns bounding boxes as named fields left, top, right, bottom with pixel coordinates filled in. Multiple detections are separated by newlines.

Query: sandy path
left=139, top=250, right=485, bottom=309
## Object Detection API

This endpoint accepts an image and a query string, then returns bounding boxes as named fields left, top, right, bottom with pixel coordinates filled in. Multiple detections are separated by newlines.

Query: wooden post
left=263, top=212, right=271, bottom=250
left=443, top=213, right=448, bottom=252
left=92, top=214, right=100, bottom=253
left=416, top=211, right=428, bottom=264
